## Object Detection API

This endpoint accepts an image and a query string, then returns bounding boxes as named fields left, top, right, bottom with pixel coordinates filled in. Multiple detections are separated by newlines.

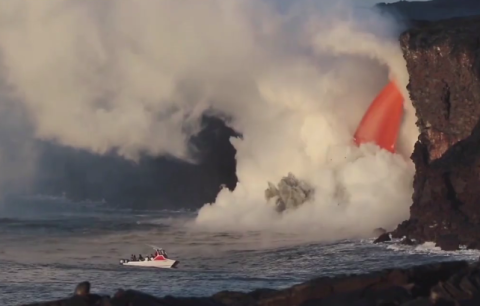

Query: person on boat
left=132, top=254, right=137, bottom=261
left=138, top=254, right=144, bottom=261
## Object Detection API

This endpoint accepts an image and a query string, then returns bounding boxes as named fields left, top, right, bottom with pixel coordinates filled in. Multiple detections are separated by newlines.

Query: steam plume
left=0, top=0, right=418, bottom=239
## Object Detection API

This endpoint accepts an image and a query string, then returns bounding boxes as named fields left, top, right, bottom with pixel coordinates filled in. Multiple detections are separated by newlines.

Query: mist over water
left=0, top=0, right=418, bottom=240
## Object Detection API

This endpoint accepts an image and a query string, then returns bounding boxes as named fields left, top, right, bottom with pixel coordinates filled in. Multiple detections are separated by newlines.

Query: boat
left=119, top=246, right=179, bottom=268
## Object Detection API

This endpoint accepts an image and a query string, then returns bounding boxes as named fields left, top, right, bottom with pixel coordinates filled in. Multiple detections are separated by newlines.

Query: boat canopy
left=149, top=245, right=168, bottom=257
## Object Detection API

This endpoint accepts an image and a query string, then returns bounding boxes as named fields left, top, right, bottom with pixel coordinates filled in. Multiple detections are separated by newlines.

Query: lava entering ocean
left=354, top=81, right=404, bottom=153
left=261, top=81, right=405, bottom=214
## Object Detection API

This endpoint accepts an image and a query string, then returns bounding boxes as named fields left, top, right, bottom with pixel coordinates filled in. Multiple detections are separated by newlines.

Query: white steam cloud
left=0, top=0, right=418, bottom=239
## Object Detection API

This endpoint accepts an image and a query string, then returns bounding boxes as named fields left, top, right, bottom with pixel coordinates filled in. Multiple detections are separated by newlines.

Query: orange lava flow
left=353, top=81, right=404, bottom=153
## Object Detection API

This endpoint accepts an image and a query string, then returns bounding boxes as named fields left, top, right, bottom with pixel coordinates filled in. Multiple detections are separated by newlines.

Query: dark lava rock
left=75, top=281, right=91, bottom=296
left=391, top=15, right=480, bottom=250
left=374, top=232, right=391, bottom=243
left=435, top=235, right=461, bottom=251
left=467, top=241, right=480, bottom=250
left=23, top=261, right=472, bottom=306
left=401, top=237, right=416, bottom=246
left=430, top=262, right=480, bottom=303
left=373, top=227, right=387, bottom=236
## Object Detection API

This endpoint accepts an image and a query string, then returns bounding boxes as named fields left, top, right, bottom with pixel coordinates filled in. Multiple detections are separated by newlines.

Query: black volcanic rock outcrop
left=388, top=15, right=480, bottom=250
left=374, top=232, right=391, bottom=244
left=23, top=260, right=480, bottom=306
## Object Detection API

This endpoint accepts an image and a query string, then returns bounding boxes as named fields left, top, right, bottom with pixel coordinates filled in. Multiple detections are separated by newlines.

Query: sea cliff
left=377, top=15, right=480, bottom=251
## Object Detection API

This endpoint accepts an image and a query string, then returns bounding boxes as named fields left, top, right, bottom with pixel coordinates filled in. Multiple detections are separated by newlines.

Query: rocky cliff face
left=390, top=15, right=480, bottom=250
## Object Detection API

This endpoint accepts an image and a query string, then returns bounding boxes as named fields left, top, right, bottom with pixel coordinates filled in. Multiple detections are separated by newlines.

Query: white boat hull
left=119, top=258, right=178, bottom=269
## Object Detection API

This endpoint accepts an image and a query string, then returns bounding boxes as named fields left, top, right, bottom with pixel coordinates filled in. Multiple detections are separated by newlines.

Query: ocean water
left=1, top=196, right=479, bottom=306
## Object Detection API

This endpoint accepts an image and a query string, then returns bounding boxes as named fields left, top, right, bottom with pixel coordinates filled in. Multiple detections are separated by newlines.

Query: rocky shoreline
left=23, top=260, right=480, bottom=306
